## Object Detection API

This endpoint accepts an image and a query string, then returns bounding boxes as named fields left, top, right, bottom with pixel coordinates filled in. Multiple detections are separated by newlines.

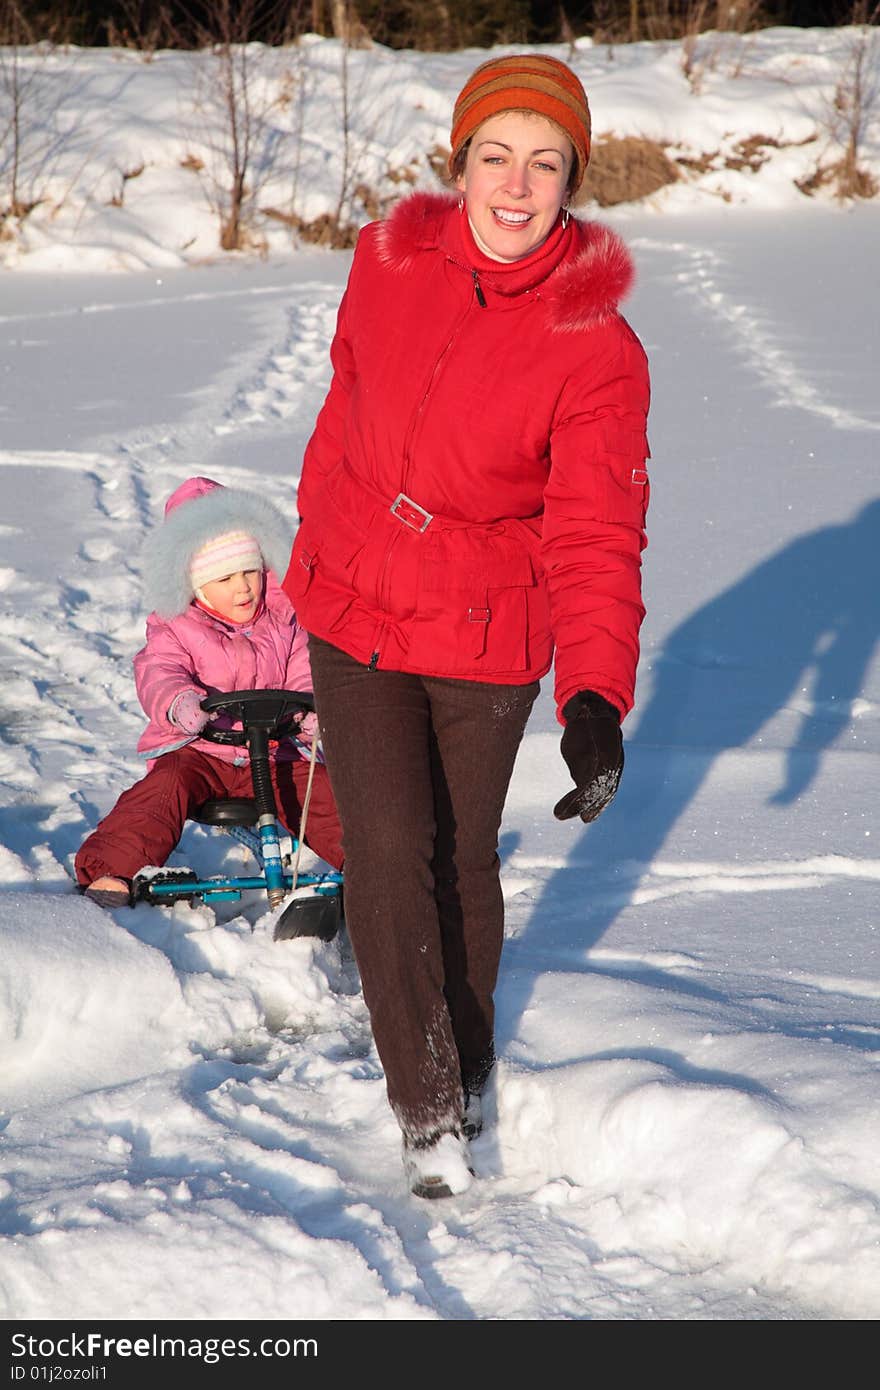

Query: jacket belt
left=338, top=461, right=501, bottom=536
left=390, top=492, right=433, bottom=533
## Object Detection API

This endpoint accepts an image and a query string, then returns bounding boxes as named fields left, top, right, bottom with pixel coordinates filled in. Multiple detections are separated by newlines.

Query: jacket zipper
left=400, top=263, right=481, bottom=481
left=375, top=262, right=488, bottom=655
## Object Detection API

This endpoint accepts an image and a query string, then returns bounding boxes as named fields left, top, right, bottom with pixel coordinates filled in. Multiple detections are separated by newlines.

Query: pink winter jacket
left=134, top=585, right=313, bottom=765
left=135, top=476, right=312, bottom=765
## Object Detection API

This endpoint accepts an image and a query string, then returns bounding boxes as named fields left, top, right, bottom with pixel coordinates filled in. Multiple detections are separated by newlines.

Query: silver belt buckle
left=390, top=493, right=433, bottom=533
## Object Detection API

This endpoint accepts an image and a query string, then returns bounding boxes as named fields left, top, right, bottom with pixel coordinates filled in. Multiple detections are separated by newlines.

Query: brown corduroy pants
left=308, top=635, right=538, bottom=1143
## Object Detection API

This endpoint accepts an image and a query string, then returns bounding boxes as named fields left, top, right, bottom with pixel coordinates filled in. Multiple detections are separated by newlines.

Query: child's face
left=199, top=569, right=262, bottom=622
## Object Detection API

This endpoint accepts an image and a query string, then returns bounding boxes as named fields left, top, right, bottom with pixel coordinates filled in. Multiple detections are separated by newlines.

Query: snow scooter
left=133, top=689, right=343, bottom=943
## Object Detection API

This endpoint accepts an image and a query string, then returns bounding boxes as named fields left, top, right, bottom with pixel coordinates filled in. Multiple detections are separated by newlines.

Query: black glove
left=553, top=690, right=624, bottom=824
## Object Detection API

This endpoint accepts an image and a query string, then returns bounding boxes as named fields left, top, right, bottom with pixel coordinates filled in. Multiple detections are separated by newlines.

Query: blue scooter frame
left=134, top=689, right=343, bottom=942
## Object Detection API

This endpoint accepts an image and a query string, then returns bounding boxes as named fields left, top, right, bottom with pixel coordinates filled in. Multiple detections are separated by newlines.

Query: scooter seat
left=194, top=798, right=257, bottom=827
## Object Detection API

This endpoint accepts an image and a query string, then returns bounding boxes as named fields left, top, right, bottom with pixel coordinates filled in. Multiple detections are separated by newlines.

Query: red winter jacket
left=284, top=193, right=650, bottom=721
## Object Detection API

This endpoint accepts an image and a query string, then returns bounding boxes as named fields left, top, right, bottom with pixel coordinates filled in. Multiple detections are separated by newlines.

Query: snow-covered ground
left=1, top=32, right=878, bottom=1324
left=2, top=25, right=879, bottom=270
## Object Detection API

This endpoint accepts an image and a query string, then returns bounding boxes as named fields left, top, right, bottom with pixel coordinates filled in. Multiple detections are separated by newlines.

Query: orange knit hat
left=450, top=54, right=591, bottom=190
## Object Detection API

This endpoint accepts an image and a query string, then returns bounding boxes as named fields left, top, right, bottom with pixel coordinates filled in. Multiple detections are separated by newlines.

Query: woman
left=283, top=54, right=651, bottom=1199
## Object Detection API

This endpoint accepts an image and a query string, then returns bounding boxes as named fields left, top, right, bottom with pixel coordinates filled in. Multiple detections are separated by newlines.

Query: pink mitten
left=294, top=710, right=319, bottom=743
left=169, top=689, right=209, bottom=735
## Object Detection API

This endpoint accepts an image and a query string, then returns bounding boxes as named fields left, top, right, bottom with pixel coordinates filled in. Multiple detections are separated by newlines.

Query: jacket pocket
left=599, top=424, right=651, bottom=528
left=287, top=500, right=367, bottom=603
left=408, top=534, right=536, bottom=674
left=287, top=520, right=319, bottom=601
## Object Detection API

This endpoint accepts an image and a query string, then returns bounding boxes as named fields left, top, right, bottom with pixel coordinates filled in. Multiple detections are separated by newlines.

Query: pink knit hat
left=189, top=530, right=263, bottom=590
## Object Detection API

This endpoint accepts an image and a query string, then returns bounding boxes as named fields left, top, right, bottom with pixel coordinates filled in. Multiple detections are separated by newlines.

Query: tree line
left=1, top=1, right=870, bottom=51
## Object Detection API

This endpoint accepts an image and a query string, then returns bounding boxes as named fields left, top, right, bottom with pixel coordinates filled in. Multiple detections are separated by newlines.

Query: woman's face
left=455, top=110, right=573, bottom=263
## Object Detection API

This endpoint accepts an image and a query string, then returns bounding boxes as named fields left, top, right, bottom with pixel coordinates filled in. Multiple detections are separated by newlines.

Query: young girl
left=76, top=475, right=344, bottom=908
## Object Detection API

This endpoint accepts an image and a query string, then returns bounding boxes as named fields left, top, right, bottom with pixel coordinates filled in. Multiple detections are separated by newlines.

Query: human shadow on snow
left=498, top=498, right=880, bottom=1047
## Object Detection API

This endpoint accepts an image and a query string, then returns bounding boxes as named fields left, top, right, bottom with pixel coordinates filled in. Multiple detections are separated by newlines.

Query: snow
left=1, top=30, right=879, bottom=1326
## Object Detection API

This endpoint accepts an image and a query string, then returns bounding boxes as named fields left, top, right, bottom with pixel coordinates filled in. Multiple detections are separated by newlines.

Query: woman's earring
left=562, top=204, right=570, bottom=229
left=458, top=196, right=464, bottom=213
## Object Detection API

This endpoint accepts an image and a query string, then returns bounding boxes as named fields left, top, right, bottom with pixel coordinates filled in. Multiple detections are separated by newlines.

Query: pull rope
left=291, top=727, right=320, bottom=893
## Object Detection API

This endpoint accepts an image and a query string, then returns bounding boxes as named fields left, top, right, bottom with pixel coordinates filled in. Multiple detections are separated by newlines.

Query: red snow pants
left=75, top=746, right=344, bottom=886
left=307, top=634, right=538, bottom=1145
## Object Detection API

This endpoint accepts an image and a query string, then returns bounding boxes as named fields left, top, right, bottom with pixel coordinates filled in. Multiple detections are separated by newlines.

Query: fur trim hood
left=373, top=191, right=634, bottom=330
left=141, top=477, right=293, bottom=618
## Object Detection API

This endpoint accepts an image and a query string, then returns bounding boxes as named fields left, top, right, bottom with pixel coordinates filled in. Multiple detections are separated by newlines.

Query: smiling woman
left=455, top=110, right=573, bottom=261
left=449, top=51, right=592, bottom=264
left=284, top=52, right=652, bottom=1202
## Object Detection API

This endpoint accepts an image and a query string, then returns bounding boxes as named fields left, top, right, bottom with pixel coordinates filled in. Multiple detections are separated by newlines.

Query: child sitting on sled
left=75, top=475, right=344, bottom=908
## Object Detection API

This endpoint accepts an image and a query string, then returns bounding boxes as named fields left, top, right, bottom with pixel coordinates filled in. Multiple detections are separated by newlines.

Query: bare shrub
left=582, top=135, right=680, bottom=205
left=107, top=161, right=146, bottom=207
left=589, top=0, right=629, bottom=46
left=103, top=2, right=177, bottom=57
left=679, top=1, right=763, bottom=92
left=178, top=0, right=299, bottom=251
left=263, top=168, right=409, bottom=249
left=674, top=147, right=721, bottom=174
left=0, top=0, right=37, bottom=220
left=798, top=3, right=880, bottom=202
left=796, top=159, right=877, bottom=198
left=712, top=1, right=766, bottom=32
left=0, top=1, right=78, bottom=46
left=680, top=1, right=711, bottom=91
left=828, top=3, right=880, bottom=199
left=299, top=32, right=385, bottom=246
left=335, top=35, right=387, bottom=231
left=262, top=205, right=359, bottom=248
left=592, top=1, right=767, bottom=45
left=0, top=0, right=69, bottom=228
left=326, top=0, right=372, bottom=47
left=726, top=134, right=781, bottom=170
left=426, top=143, right=453, bottom=185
